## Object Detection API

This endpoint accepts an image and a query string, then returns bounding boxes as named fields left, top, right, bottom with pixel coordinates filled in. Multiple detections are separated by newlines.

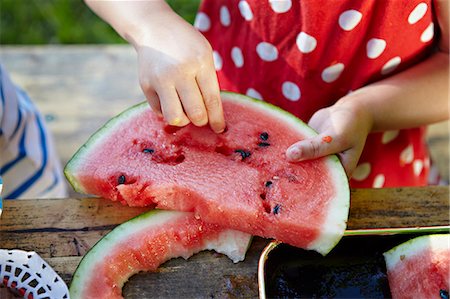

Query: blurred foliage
left=0, top=0, right=200, bottom=44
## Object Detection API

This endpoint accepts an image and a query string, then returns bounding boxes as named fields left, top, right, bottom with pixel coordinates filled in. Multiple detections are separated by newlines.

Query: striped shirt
left=0, top=64, right=67, bottom=206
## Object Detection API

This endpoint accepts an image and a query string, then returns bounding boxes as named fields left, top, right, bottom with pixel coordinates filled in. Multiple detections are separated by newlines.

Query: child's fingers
left=142, top=87, right=162, bottom=115
left=176, top=78, right=208, bottom=127
left=286, top=134, right=358, bottom=177
left=286, top=134, right=341, bottom=162
left=156, top=85, right=190, bottom=126
left=337, top=150, right=360, bottom=178
left=197, top=65, right=226, bottom=133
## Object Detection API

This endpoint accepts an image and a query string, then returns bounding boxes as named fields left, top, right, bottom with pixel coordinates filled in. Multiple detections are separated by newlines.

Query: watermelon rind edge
left=64, top=101, right=148, bottom=193
left=69, top=208, right=163, bottom=297
left=69, top=209, right=252, bottom=298
left=65, top=92, right=349, bottom=255
left=383, top=233, right=450, bottom=270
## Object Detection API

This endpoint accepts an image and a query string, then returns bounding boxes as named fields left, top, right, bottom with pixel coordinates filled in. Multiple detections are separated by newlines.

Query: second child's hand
left=286, top=98, right=373, bottom=177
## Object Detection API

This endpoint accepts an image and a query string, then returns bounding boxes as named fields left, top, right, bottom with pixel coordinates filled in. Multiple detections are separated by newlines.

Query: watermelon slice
left=65, top=92, right=349, bottom=255
left=69, top=209, right=252, bottom=299
left=383, top=234, right=450, bottom=299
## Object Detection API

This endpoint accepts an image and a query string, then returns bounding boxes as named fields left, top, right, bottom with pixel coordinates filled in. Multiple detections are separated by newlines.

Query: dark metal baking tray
left=258, top=226, right=450, bottom=299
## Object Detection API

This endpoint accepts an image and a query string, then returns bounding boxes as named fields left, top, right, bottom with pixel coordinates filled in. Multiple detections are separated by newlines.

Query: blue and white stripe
left=0, top=64, right=67, bottom=200
left=0, top=176, right=3, bottom=217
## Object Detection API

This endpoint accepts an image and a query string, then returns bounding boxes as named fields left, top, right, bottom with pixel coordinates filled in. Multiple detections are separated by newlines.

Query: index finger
left=196, top=63, right=226, bottom=133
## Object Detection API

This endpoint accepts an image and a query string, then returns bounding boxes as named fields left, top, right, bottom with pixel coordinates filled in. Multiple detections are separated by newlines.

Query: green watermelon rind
left=64, top=101, right=148, bottom=193
left=64, top=92, right=349, bottom=255
left=383, top=234, right=450, bottom=270
left=69, top=209, right=162, bottom=298
left=69, top=209, right=252, bottom=298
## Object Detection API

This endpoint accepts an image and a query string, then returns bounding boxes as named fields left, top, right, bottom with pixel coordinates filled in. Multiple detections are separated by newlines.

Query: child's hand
left=134, top=5, right=225, bottom=133
left=286, top=99, right=373, bottom=177
left=84, top=0, right=225, bottom=133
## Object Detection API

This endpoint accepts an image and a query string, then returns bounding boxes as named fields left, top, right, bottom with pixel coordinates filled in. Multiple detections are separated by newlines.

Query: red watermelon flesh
left=383, top=234, right=450, bottom=299
left=65, top=92, right=349, bottom=255
left=69, top=210, right=251, bottom=299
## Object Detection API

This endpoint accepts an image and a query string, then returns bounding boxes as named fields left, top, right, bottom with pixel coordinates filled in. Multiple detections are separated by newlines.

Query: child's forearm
left=339, top=0, right=449, bottom=132
left=83, top=0, right=174, bottom=47
left=338, top=50, right=449, bottom=132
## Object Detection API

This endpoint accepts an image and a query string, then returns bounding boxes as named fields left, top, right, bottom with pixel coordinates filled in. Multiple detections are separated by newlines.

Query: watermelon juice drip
left=66, top=93, right=349, bottom=254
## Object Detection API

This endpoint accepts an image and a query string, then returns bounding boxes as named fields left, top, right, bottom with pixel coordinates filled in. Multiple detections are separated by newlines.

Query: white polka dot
left=231, top=47, right=244, bottom=68
left=321, top=63, right=345, bottom=83
left=381, top=130, right=399, bottom=144
left=352, top=163, right=371, bottom=181
left=338, top=10, right=362, bottom=31
left=212, top=51, right=223, bottom=71
left=194, top=12, right=211, bottom=32
left=400, top=144, right=414, bottom=165
left=296, top=32, right=317, bottom=54
left=256, top=42, right=278, bottom=62
left=381, top=57, right=402, bottom=75
left=413, top=159, right=424, bottom=176
left=238, top=0, right=253, bottom=21
left=220, top=6, right=231, bottom=27
left=246, top=88, right=263, bottom=100
left=282, top=81, right=301, bottom=101
left=408, top=2, right=428, bottom=24
left=421, top=22, right=434, bottom=42
left=269, top=0, right=292, bottom=13
left=373, top=174, right=385, bottom=188
left=367, top=38, right=386, bottom=59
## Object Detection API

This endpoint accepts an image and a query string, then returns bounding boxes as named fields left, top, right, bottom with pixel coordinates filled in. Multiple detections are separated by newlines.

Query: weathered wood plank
left=2, top=186, right=448, bottom=232
left=0, top=197, right=148, bottom=231
left=348, top=186, right=450, bottom=228
left=1, top=231, right=109, bottom=258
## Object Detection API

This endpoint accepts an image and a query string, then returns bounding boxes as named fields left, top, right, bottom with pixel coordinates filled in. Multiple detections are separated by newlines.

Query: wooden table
left=1, top=186, right=449, bottom=298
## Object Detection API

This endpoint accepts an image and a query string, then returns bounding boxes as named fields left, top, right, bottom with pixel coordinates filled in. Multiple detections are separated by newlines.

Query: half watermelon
left=65, top=92, right=349, bottom=255
left=383, top=234, right=450, bottom=299
left=69, top=209, right=252, bottom=299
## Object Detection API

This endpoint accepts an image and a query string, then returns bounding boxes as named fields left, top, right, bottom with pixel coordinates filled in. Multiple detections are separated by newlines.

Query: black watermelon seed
left=440, top=290, right=449, bottom=299
left=234, top=149, right=251, bottom=160
left=143, top=148, right=154, bottom=154
left=258, top=142, right=270, bottom=147
left=260, top=132, right=269, bottom=141
left=260, top=193, right=266, bottom=200
left=265, top=181, right=273, bottom=187
left=273, top=204, right=281, bottom=215
left=118, top=175, right=126, bottom=185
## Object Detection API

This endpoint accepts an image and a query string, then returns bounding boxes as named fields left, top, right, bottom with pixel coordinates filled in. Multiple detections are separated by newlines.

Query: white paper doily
left=0, top=249, right=69, bottom=298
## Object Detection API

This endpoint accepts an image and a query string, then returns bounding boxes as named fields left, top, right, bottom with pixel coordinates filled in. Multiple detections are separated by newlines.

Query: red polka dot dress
left=195, top=0, right=437, bottom=188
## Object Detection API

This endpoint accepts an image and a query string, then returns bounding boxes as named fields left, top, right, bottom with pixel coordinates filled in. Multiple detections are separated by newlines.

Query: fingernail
left=170, top=118, right=181, bottom=126
left=215, top=125, right=227, bottom=134
left=287, top=146, right=302, bottom=161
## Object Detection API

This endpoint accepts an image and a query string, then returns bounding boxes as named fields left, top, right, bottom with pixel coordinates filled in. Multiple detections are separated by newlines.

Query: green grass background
left=0, top=0, right=201, bottom=44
